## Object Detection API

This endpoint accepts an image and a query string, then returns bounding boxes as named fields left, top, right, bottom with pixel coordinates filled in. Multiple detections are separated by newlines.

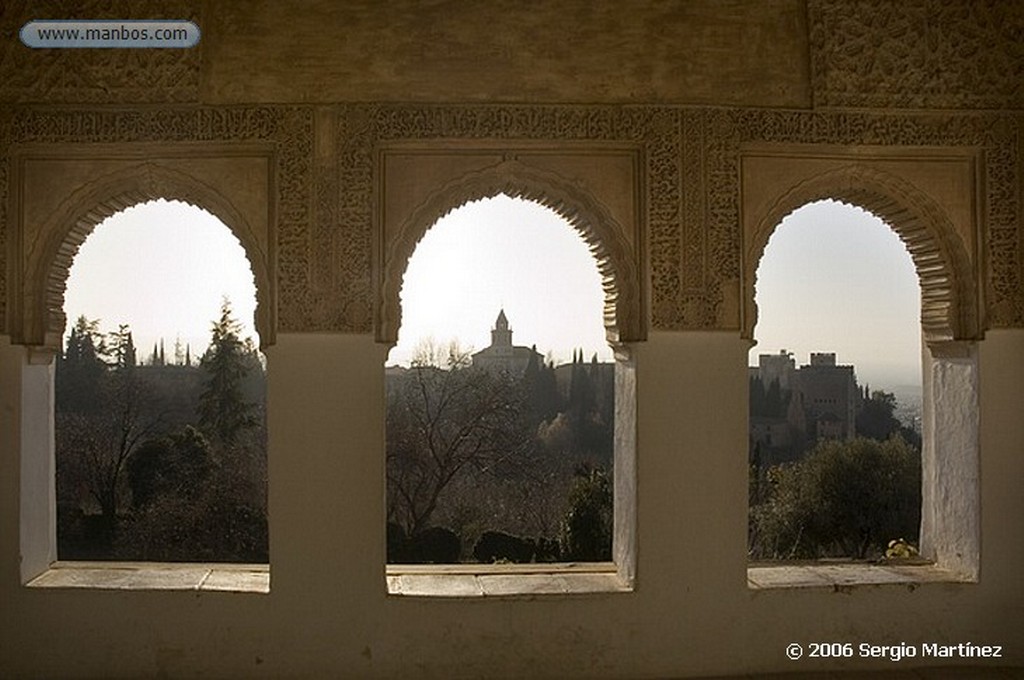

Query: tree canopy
left=55, top=302, right=268, bottom=563
left=750, top=436, right=921, bottom=560
left=198, top=299, right=261, bottom=446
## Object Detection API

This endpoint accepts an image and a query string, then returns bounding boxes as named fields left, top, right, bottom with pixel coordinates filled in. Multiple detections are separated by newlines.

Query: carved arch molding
left=375, top=145, right=645, bottom=345
left=1, top=105, right=1020, bottom=348
left=11, top=154, right=276, bottom=353
left=741, top=151, right=985, bottom=346
left=6, top=143, right=280, bottom=354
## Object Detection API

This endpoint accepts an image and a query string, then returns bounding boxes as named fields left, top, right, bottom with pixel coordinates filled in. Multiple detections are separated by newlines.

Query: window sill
left=386, top=562, right=631, bottom=597
left=747, top=561, right=972, bottom=590
left=25, top=562, right=270, bottom=593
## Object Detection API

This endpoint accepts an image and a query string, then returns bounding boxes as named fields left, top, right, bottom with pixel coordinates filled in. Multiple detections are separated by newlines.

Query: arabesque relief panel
left=336, top=105, right=700, bottom=332
left=705, top=109, right=1021, bottom=329
left=374, top=143, right=644, bottom=345
left=336, top=104, right=1020, bottom=334
left=739, top=149, right=983, bottom=345
left=9, top=149, right=275, bottom=351
left=1, top=104, right=1019, bottom=340
left=809, top=0, right=1024, bottom=110
left=1, top=107, right=315, bottom=340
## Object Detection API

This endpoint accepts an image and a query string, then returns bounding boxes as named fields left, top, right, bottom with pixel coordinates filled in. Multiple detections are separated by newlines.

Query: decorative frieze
left=0, top=103, right=1019, bottom=341
left=809, top=0, right=1024, bottom=110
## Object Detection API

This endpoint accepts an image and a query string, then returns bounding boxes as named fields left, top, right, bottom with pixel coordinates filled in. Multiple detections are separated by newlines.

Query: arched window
left=385, top=195, right=617, bottom=566
left=748, top=200, right=923, bottom=562
left=56, top=199, right=267, bottom=564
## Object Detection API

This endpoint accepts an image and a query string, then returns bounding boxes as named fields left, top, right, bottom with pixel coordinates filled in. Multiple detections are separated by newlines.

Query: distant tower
left=491, top=309, right=513, bottom=347
left=472, top=309, right=542, bottom=375
left=810, top=352, right=837, bottom=367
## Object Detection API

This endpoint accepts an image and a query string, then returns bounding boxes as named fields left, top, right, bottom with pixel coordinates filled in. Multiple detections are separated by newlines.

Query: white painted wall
left=0, top=331, right=1022, bottom=678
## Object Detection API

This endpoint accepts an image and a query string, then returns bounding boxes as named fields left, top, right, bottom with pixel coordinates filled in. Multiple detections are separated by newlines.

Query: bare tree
left=386, top=342, right=535, bottom=537
left=57, top=368, right=163, bottom=530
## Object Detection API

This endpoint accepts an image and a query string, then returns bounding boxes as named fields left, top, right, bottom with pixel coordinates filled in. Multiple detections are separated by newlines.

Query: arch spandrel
left=17, top=163, right=275, bottom=354
left=377, top=161, right=645, bottom=347
left=744, top=165, right=980, bottom=348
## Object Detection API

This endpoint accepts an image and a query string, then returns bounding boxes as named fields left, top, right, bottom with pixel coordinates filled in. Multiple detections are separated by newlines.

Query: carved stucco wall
left=11, top=153, right=275, bottom=351
left=0, top=2, right=1022, bottom=343
left=335, top=105, right=1021, bottom=335
left=718, top=109, right=1021, bottom=329
left=0, top=0, right=203, bottom=104
left=3, top=2, right=1021, bottom=109
left=741, top=159, right=981, bottom=346
left=1, top=105, right=1021, bottom=345
left=1, top=107, right=313, bottom=343
left=809, top=0, right=1024, bottom=110
left=375, top=146, right=644, bottom=345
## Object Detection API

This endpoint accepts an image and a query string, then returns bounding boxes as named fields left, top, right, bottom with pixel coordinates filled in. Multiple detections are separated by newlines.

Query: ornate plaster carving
left=0, top=106, right=315, bottom=340
left=707, top=108, right=1021, bottom=330
left=377, top=159, right=643, bottom=346
left=15, top=162, right=274, bottom=352
left=809, top=0, right=1024, bottom=110
left=1, top=104, right=1018, bottom=339
left=0, top=0, right=203, bottom=104
left=340, top=104, right=701, bottom=333
left=745, top=164, right=979, bottom=346
left=337, top=104, right=1017, bottom=334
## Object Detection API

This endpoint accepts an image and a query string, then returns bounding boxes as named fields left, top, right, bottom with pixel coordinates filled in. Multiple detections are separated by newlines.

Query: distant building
left=749, top=416, right=793, bottom=453
left=753, top=350, right=796, bottom=391
left=796, top=353, right=860, bottom=442
left=471, top=310, right=543, bottom=375
left=749, top=350, right=862, bottom=464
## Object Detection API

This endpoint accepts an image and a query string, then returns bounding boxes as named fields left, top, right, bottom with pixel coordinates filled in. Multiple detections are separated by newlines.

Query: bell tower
left=491, top=309, right=512, bottom=347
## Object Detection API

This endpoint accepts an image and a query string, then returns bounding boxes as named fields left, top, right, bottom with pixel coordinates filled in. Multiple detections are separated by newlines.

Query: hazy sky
left=752, top=200, right=921, bottom=388
left=64, top=199, right=258, bottom=362
left=388, top=195, right=611, bottom=367
left=63, top=196, right=922, bottom=387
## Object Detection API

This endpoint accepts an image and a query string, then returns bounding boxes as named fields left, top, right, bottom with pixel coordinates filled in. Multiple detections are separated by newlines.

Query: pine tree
left=57, top=316, right=109, bottom=413
left=198, top=299, right=258, bottom=446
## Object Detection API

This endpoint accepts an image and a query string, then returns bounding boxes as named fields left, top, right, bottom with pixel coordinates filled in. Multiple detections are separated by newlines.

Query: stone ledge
left=747, top=562, right=971, bottom=590
left=25, top=562, right=270, bottom=593
left=386, top=562, right=631, bottom=597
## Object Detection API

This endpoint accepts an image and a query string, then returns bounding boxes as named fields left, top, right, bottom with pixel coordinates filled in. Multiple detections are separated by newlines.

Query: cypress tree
left=111, top=324, right=136, bottom=370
